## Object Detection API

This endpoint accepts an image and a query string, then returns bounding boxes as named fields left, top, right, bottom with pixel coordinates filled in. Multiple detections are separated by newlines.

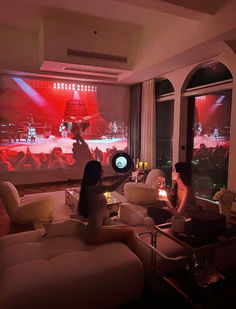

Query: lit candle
left=159, top=189, right=167, bottom=200
left=139, top=161, right=143, bottom=169
left=144, top=162, right=148, bottom=169
left=104, top=192, right=112, bottom=203
left=104, top=192, right=108, bottom=199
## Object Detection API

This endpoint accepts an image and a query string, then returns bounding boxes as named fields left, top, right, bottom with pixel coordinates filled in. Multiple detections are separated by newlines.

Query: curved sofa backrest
left=0, top=181, right=20, bottom=220
left=145, top=169, right=165, bottom=189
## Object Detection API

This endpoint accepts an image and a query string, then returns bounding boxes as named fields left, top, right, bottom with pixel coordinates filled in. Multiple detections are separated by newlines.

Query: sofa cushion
left=2, top=242, right=47, bottom=268
left=42, top=218, right=86, bottom=238
left=119, top=203, right=145, bottom=225
left=0, top=221, right=144, bottom=309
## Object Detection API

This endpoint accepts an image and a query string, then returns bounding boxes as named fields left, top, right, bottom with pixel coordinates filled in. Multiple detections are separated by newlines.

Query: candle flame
left=159, top=189, right=167, bottom=198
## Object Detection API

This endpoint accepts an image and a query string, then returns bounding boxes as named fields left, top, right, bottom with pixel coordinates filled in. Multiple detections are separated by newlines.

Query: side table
left=135, top=231, right=187, bottom=274
left=136, top=225, right=236, bottom=308
left=154, top=221, right=236, bottom=308
left=162, top=268, right=236, bottom=308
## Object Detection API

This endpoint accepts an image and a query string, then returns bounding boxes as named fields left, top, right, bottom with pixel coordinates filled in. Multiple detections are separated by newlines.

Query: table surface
left=65, top=187, right=125, bottom=206
left=155, top=220, right=236, bottom=253
left=65, top=187, right=80, bottom=198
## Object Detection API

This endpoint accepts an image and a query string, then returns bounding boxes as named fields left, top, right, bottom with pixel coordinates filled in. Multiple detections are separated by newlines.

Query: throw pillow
left=119, top=203, right=144, bottom=226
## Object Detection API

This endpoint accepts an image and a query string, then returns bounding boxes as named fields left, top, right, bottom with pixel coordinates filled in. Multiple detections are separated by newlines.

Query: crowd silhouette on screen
left=0, top=144, right=127, bottom=173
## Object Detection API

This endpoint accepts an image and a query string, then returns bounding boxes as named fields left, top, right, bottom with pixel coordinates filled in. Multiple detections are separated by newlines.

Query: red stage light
left=52, top=82, right=96, bottom=92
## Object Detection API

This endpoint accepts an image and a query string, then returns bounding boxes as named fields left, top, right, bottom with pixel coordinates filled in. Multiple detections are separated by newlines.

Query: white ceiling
left=0, top=0, right=234, bottom=84
left=1, top=0, right=227, bottom=32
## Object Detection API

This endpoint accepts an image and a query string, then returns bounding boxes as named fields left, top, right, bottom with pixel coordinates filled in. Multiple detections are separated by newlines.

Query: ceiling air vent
left=67, top=49, right=127, bottom=63
left=64, top=66, right=120, bottom=76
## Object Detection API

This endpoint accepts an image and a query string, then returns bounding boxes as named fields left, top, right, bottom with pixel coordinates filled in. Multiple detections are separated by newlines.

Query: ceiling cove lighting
left=53, top=83, right=97, bottom=92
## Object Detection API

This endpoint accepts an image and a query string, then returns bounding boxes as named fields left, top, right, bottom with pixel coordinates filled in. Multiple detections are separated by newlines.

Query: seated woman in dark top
left=147, top=162, right=197, bottom=225
left=78, top=160, right=134, bottom=247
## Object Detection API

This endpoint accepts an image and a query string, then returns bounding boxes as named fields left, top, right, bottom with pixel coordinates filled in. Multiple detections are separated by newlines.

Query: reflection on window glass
left=191, top=91, right=231, bottom=200
left=156, top=100, right=174, bottom=187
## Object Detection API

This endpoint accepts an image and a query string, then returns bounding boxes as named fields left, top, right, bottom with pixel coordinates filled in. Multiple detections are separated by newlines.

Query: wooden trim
left=184, top=80, right=233, bottom=97
left=195, top=196, right=219, bottom=212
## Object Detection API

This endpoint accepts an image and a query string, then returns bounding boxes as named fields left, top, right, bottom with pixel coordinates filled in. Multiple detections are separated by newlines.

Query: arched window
left=186, top=62, right=232, bottom=90
left=155, top=79, right=174, bottom=97
left=185, top=62, right=233, bottom=200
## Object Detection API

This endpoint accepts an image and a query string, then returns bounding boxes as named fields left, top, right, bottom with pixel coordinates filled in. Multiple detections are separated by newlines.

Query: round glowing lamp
left=111, top=151, right=132, bottom=173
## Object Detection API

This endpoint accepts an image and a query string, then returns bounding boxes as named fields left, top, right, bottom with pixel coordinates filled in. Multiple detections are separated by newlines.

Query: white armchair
left=145, top=168, right=165, bottom=188
left=0, top=181, right=55, bottom=224
left=117, top=169, right=165, bottom=226
left=124, top=169, right=165, bottom=204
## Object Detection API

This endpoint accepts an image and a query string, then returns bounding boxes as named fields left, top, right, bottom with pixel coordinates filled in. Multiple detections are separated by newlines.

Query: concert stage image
left=193, top=93, right=231, bottom=150
left=191, top=92, right=231, bottom=199
left=192, top=93, right=231, bottom=165
left=0, top=77, right=129, bottom=183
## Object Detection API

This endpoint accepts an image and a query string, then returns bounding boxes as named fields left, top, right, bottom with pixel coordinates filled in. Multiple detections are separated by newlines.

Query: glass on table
left=132, top=170, right=139, bottom=183
left=157, top=176, right=166, bottom=188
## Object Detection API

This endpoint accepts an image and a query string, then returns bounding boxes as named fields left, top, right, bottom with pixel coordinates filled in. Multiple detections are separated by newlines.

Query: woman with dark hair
left=166, top=162, right=195, bottom=216
left=78, top=160, right=134, bottom=246
left=147, top=162, right=196, bottom=225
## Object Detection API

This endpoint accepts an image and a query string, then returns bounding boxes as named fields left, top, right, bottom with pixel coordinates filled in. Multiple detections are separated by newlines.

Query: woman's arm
left=164, top=198, right=178, bottom=216
left=164, top=184, right=190, bottom=216
left=176, top=188, right=189, bottom=215
left=88, top=173, right=131, bottom=194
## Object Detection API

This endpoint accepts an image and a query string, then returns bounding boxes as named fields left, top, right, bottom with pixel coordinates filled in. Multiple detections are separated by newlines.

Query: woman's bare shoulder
left=87, top=184, right=97, bottom=193
left=87, top=183, right=105, bottom=194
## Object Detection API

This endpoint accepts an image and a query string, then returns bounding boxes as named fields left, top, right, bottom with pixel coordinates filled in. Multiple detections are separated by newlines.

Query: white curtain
left=141, top=79, right=156, bottom=169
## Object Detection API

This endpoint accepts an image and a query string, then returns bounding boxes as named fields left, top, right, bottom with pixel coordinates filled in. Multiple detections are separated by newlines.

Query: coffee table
left=65, top=188, right=80, bottom=213
left=65, top=188, right=123, bottom=215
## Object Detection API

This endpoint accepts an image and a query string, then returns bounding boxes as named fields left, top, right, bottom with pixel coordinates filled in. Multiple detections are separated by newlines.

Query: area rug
left=32, top=189, right=128, bottom=230
left=33, top=190, right=75, bottom=229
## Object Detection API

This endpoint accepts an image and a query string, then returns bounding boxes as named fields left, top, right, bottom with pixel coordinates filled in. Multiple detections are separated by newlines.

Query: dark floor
left=15, top=179, right=82, bottom=196
left=120, top=272, right=236, bottom=309
left=118, top=276, right=192, bottom=309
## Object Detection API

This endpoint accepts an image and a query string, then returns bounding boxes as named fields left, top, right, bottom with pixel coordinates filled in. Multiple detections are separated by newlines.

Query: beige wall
left=0, top=15, right=141, bottom=75
left=122, top=0, right=236, bottom=83
left=0, top=26, right=39, bottom=72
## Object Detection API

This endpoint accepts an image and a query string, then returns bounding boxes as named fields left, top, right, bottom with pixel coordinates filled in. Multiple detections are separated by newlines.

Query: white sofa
left=0, top=219, right=194, bottom=309
left=0, top=220, right=144, bottom=309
